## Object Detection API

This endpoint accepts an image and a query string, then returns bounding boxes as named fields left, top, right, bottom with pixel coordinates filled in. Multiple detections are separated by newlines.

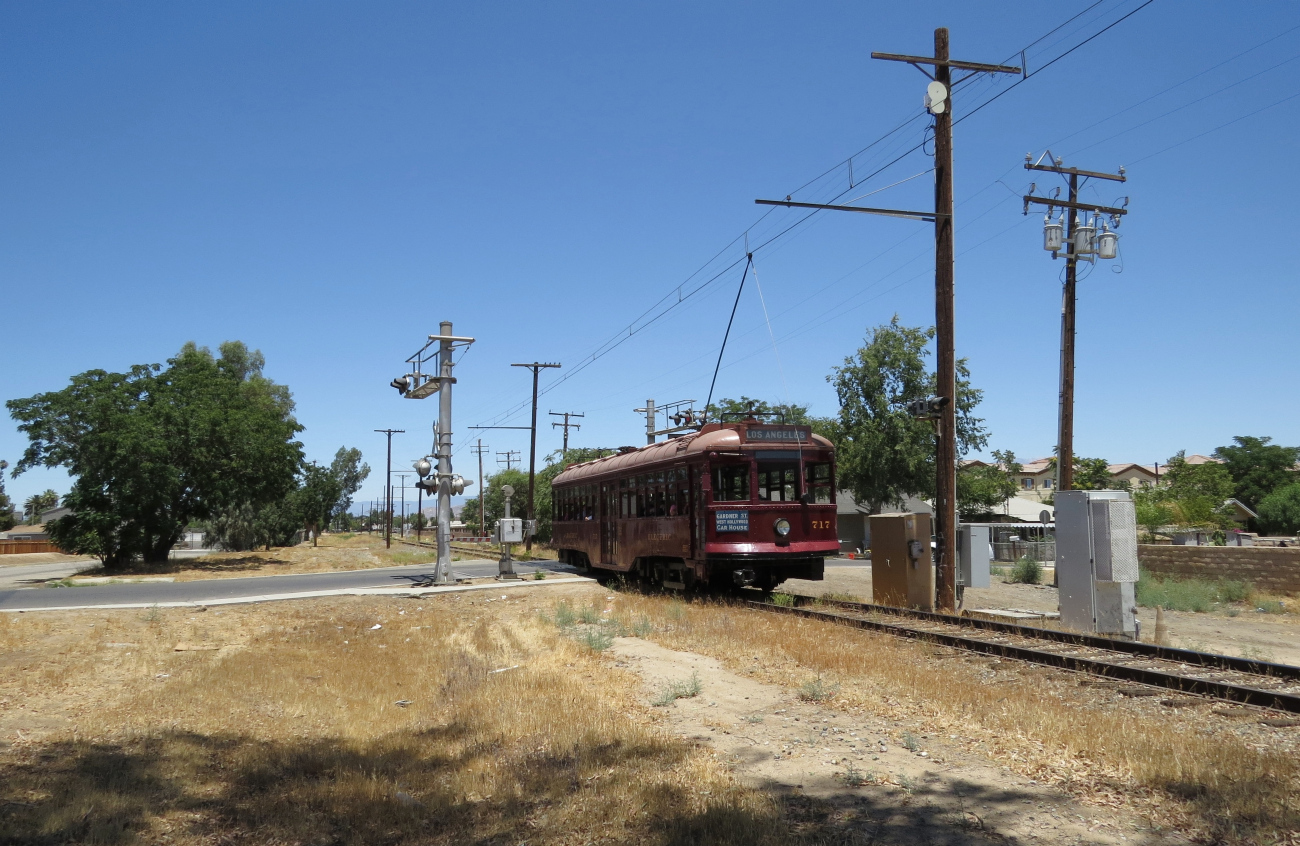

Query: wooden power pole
left=511, top=362, right=561, bottom=552
left=373, top=428, right=404, bottom=549
left=1022, top=156, right=1128, bottom=494
left=872, top=29, right=1019, bottom=612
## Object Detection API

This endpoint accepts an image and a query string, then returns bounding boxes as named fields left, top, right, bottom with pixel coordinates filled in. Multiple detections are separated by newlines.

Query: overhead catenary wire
left=463, top=1, right=1161, bottom=437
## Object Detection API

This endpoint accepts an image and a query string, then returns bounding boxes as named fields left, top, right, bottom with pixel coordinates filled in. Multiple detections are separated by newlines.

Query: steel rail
left=747, top=601, right=1300, bottom=713
left=807, top=597, right=1300, bottom=680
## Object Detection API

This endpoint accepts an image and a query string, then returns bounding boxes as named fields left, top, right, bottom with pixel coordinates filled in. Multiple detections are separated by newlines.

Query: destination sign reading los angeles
left=742, top=425, right=812, bottom=443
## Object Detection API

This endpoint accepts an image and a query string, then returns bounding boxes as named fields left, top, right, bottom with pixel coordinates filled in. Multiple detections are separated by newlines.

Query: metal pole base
left=498, top=545, right=520, bottom=580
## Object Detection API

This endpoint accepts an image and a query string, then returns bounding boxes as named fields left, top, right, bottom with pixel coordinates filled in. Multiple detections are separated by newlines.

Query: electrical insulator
left=1073, top=217, right=1096, bottom=255
left=1043, top=215, right=1063, bottom=252
left=1098, top=226, right=1118, bottom=260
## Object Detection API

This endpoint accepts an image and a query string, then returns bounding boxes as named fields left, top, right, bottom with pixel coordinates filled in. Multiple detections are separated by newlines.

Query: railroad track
left=750, top=597, right=1300, bottom=714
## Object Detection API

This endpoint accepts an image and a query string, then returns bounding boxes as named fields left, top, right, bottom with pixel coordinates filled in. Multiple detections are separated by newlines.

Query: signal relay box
left=495, top=518, right=524, bottom=544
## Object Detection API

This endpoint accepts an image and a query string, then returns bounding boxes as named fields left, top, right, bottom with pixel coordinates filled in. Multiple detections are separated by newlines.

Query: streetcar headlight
left=774, top=518, right=791, bottom=537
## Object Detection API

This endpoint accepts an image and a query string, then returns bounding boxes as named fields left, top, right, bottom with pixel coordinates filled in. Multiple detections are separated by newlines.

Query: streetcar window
left=805, top=462, right=834, bottom=504
left=711, top=464, right=750, bottom=502
left=756, top=462, right=798, bottom=502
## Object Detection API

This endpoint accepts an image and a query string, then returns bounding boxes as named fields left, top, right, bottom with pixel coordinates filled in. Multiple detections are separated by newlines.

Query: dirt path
left=786, top=565, right=1300, bottom=666
left=612, top=637, right=1189, bottom=846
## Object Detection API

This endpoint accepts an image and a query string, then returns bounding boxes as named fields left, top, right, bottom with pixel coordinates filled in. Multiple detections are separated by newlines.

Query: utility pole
left=1022, top=155, right=1128, bottom=494
left=471, top=440, right=489, bottom=537
left=871, top=31, right=1019, bottom=612
left=511, top=362, right=561, bottom=552
left=373, top=429, right=404, bottom=549
left=755, top=31, right=1016, bottom=613
left=549, top=411, right=584, bottom=453
left=395, top=473, right=409, bottom=538
left=497, top=450, right=520, bottom=470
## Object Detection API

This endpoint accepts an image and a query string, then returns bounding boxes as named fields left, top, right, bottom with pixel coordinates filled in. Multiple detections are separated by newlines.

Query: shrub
left=652, top=672, right=702, bottom=706
left=553, top=601, right=576, bottom=628
left=577, top=629, right=613, bottom=652
left=1007, top=556, right=1043, bottom=585
left=797, top=676, right=839, bottom=702
left=771, top=592, right=796, bottom=607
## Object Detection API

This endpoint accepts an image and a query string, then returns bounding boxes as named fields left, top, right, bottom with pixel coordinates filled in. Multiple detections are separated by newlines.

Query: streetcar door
left=600, top=483, right=614, bottom=565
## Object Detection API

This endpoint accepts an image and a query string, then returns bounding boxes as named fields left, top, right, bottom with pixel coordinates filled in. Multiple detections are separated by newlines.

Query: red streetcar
left=551, top=417, right=836, bottom=591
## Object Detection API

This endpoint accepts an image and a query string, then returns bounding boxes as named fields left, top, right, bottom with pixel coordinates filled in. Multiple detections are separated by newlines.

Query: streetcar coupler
left=732, top=568, right=757, bottom=587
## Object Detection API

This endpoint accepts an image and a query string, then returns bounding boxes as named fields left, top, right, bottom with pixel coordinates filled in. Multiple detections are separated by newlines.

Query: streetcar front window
left=805, top=462, right=834, bottom=504
left=711, top=465, right=750, bottom=502
left=757, top=462, right=798, bottom=502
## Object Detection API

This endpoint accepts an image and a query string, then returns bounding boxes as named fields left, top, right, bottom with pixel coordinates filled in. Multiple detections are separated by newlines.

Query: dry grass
left=70, top=533, right=459, bottom=582
left=0, top=593, right=786, bottom=845
left=600, top=591, right=1300, bottom=844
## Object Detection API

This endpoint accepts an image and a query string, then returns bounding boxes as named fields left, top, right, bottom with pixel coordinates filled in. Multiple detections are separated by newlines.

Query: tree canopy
left=957, top=450, right=1020, bottom=519
left=827, top=317, right=988, bottom=513
left=1257, top=483, right=1300, bottom=536
left=0, top=461, right=13, bottom=531
left=1213, top=436, right=1300, bottom=509
left=328, top=446, right=370, bottom=525
left=7, top=341, right=304, bottom=565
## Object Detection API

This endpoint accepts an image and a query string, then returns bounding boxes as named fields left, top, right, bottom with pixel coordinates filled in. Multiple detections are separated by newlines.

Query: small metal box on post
left=494, top=484, right=523, bottom=580
left=1055, top=490, right=1140, bottom=639
left=869, top=513, right=935, bottom=611
left=957, top=524, right=991, bottom=590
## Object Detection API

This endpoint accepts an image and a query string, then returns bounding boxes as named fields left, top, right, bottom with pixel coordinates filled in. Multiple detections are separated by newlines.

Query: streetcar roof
left=552, top=422, right=832, bottom=485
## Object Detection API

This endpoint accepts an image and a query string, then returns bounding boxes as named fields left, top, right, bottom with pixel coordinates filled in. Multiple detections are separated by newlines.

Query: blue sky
left=3, top=1, right=1297, bottom=513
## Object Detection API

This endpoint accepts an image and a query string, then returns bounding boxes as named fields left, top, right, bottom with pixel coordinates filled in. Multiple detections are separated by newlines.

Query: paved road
left=0, top=557, right=100, bottom=590
left=0, top=558, right=575, bottom=612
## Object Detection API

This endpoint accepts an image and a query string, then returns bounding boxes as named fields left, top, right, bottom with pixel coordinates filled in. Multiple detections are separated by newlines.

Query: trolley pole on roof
left=512, top=362, right=561, bottom=553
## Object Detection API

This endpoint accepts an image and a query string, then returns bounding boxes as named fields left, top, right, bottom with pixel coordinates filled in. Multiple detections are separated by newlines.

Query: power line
left=465, top=3, right=1158, bottom=433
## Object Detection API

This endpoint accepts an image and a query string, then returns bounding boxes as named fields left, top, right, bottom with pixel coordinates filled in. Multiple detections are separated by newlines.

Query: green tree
left=957, top=449, right=1020, bottom=519
left=1213, top=436, right=1300, bottom=509
left=1161, top=451, right=1236, bottom=530
left=1133, top=487, right=1175, bottom=540
left=1071, top=457, right=1115, bottom=491
left=0, top=461, right=14, bottom=531
left=1257, top=483, right=1300, bottom=536
left=295, top=462, right=343, bottom=546
left=827, top=316, right=988, bottom=513
left=328, top=446, right=370, bottom=527
left=704, top=396, right=813, bottom=425
left=7, top=341, right=304, bottom=566
left=479, top=468, right=529, bottom=538
left=23, top=489, right=60, bottom=523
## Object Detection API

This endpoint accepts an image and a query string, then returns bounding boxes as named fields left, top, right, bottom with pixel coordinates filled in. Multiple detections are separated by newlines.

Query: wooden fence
left=0, top=540, right=62, bottom=555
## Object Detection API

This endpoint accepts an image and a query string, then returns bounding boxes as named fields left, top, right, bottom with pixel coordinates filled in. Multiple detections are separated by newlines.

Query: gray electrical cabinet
left=957, top=524, right=991, bottom=589
left=495, top=518, right=524, bottom=544
left=1055, top=490, right=1139, bottom=638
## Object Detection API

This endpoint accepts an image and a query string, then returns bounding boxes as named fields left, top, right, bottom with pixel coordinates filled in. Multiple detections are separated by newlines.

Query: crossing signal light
left=907, top=396, right=949, bottom=420
left=391, top=376, right=411, bottom=395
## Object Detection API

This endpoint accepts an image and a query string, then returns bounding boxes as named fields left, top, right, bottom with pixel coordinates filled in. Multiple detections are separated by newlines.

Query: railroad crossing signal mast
left=758, top=28, right=1018, bottom=613
left=391, top=322, right=474, bottom=584
left=1021, top=153, right=1129, bottom=493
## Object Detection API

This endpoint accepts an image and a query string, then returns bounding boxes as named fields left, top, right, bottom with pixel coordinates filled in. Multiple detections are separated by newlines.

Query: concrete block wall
left=1138, top=544, right=1300, bottom=595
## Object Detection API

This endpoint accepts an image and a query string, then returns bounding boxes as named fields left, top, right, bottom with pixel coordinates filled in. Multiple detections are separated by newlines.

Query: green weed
left=652, top=672, right=702, bottom=706
left=901, top=731, right=920, bottom=752
left=1007, top=556, right=1043, bottom=585
left=797, top=676, right=839, bottom=702
left=532, top=569, right=546, bottom=580
left=631, top=616, right=654, bottom=638
left=577, top=604, right=601, bottom=625
left=553, top=601, right=576, bottom=628
left=1136, top=568, right=1256, bottom=613
left=576, top=629, right=614, bottom=652
left=771, top=592, right=796, bottom=607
